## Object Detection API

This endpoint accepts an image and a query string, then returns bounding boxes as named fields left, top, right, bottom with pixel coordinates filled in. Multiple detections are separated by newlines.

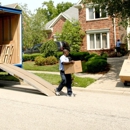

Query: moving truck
left=0, top=5, right=22, bottom=67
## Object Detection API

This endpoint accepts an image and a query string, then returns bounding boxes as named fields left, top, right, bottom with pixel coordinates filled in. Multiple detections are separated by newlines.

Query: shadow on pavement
left=0, top=85, right=46, bottom=96
left=116, top=81, right=130, bottom=88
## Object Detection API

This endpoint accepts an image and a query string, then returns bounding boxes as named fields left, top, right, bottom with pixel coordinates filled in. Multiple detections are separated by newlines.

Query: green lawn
left=0, top=61, right=96, bottom=88
left=23, top=61, right=59, bottom=72
left=0, top=72, right=19, bottom=81
left=35, top=73, right=95, bottom=88
left=0, top=72, right=95, bottom=88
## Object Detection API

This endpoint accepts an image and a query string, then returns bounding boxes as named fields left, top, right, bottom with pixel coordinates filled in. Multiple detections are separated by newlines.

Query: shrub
left=120, top=48, right=128, bottom=56
left=85, top=53, right=98, bottom=61
left=82, top=61, right=87, bottom=72
left=40, top=40, right=57, bottom=57
left=55, top=52, right=63, bottom=59
left=35, top=56, right=46, bottom=66
left=23, top=53, right=44, bottom=61
left=86, top=59, right=107, bottom=73
left=100, top=52, right=108, bottom=58
left=70, top=52, right=90, bottom=61
left=89, top=55, right=107, bottom=61
left=45, top=56, right=58, bottom=65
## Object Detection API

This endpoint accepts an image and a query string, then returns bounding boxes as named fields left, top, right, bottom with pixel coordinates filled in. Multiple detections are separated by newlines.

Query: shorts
left=116, top=47, right=120, bottom=52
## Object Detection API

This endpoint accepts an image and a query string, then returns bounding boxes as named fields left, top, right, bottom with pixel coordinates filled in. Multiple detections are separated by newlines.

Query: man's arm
left=62, top=61, right=74, bottom=65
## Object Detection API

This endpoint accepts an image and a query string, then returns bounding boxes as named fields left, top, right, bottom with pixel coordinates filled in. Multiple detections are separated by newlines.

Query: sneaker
left=67, top=93, right=75, bottom=97
left=55, top=89, right=60, bottom=96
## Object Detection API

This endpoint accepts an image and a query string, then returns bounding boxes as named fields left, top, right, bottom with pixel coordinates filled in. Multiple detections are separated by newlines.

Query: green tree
left=56, top=2, right=73, bottom=14
left=41, top=0, right=73, bottom=22
left=40, top=40, right=57, bottom=57
left=82, top=0, right=130, bottom=27
left=31, top=8, right=47, bottom=46
left=19, top=4, right=47, bottom=49
left=57, top=20, right=85, bottom=52
left=42, top=0, right=57, bottom=21
left=19, top=4, right=33, bottom=49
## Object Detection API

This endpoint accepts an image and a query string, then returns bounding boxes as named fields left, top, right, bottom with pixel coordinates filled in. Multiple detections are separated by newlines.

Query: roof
left=77, top=0, right=82, bottom=4
left=45, top=6, right=79, bottom=31
left=3, top=3, right=18, bottom=8
left=0, top=4, right=22, bottom=14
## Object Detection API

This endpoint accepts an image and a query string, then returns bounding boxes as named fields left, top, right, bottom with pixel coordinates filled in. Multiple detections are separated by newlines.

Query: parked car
left=55, top=41, right=70, bottom=51
left=23, top=43, right=42, bottom=54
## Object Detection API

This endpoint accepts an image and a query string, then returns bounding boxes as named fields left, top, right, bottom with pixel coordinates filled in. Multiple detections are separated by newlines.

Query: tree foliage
left=82, top=0, right=130, bottom=27
left=57, top=2, right=74, bottom=14
left=19, top=4, right=33, bottom=49
left=17, top=1, right=74, bottom=49
left=41, top=0, right=73, bottom=22
left=40, top=40, right=57, bottom=57
left=19, top=4, right=47, bottom=49
left=57, top=20, right=85, bottom=52
left=31, top=9, right=47, bottom=45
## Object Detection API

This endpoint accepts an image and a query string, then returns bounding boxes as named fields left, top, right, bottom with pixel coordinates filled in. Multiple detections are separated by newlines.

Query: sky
left=1, top=0, right=79, bottom=13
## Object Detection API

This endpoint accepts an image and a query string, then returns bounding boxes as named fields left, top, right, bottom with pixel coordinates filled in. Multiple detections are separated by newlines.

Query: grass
left=35, top=73, right=95, bottom=88
left=23, top=61, right=59, bottom=72
left=0, top=72, right=95, bottom=88
left=0, top=61, right=96, bottom=88
left=0, top=72, right=19, bottom=81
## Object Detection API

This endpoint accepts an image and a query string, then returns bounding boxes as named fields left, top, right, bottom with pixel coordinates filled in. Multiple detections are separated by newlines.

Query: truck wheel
left=124, top=82, right=127, bottom=86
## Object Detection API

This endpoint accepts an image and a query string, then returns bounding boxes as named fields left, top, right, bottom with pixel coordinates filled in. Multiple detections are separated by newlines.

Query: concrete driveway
left=85, top=56, right=130, bottom=94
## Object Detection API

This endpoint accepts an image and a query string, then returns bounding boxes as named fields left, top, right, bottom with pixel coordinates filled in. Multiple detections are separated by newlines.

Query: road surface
left=0, top=85, right=130, bottom=130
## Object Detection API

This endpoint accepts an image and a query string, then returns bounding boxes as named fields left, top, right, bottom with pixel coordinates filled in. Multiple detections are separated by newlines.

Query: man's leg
left=55, top=71, right=67, bottom=95
left=65, top=74, right=73, bottom=96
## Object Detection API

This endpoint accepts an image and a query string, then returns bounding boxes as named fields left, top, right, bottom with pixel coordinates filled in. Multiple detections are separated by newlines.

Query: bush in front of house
left=88, top=55, right=107, bottom=61
left=40, top=40, right=57, bottom=57
left=85, top=58, right=107, bottom=73
left=82, top=61, right=87, bottom=72
left=120, top=48, right=128, bottom=56
left=69, top=51, right=90, bottom=61
left=55, top=52, right=63, bottom=59
left=85, top=53, right=98, bottom=61
left=35, top=56, right=46, bottom=66
left=81, top=53, right=108, bottom=73
left=23, top=53, right=44, bottom=61
left=45, top=56, right=58, bottom=65
left=100, top=52, right=108, bottom=60
left=55, top=51, right=90, bottom=61
left=34, top=56, right=57, bottom=66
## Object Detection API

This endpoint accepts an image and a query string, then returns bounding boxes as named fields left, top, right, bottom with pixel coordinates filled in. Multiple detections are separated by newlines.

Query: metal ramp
left=0, top=63, right=55, bottom=96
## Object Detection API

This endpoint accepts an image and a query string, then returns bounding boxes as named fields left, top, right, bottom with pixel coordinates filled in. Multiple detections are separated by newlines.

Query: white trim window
left=86, top=6, right=108, bottom=20
left=87, top=29, right=110, bottom=50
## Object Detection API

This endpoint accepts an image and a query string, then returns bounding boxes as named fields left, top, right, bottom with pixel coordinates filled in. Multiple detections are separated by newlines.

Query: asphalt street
left=0, top=85, right=130, bottom=130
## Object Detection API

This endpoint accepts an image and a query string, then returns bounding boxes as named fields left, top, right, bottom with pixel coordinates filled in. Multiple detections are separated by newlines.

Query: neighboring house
left=75, top=0, right=128, bottom=54
left=3, top=3, right=18, bottom=9
left=45, top=6, right=79, bottom=41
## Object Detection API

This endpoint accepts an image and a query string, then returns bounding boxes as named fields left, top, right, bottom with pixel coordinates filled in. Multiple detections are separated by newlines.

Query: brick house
left=75, top=0, right=129, bottom=54
left=45, top=6, right=79, bottom=41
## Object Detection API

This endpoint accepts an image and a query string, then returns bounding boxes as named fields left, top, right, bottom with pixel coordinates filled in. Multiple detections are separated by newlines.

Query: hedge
left=23, top=53, right=44, bottom=62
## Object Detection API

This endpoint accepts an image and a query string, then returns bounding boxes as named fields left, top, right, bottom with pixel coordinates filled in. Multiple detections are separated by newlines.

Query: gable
left=77, top=0, right=82, bottom=4
left=45, top=6, right=78, bottom=31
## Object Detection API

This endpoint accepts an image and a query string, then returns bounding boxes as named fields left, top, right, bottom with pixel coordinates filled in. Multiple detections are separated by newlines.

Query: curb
left=72, top=87, right=130, bottom=95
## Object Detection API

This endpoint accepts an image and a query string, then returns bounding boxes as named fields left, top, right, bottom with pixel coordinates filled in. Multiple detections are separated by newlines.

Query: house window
left=87, top=32, right=109, bottom=50
left=87, top=6, right=107, bottom=20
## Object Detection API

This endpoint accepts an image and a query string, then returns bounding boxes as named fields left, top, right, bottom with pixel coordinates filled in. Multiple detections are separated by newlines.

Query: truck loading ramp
left=0, top=63, right=55, bottom=96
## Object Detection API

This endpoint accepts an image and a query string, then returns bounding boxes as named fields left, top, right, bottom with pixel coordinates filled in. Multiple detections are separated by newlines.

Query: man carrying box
left=55, top=49, right=75, bottom=97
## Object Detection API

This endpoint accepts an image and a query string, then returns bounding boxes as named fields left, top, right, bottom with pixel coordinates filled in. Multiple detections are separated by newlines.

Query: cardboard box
left=119, top=59, right=130, bottom=82
left=64, top=60, right=82, bottom=74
